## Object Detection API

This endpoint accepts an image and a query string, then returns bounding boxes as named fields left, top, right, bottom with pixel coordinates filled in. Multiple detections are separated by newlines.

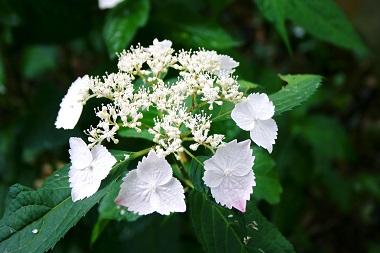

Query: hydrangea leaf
left=189, top=191, right=296, bottom=253
left=270, top=74, right=322, bottom=115
left=103, top=0, right=150, bottom=57
left=176, top=24, right=241, bottom=50
left=255, top=0, right=367, bottom=54
left=0, top=166, right=109, bottom=253
left=255, top=0, right=290, bottom=51
left=253, top=147, right=283, bottom=204
left=0, top=155, right=131, bottom=253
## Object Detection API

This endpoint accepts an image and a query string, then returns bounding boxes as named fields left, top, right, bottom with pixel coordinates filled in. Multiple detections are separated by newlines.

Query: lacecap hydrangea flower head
left=56, top=39, right=278, bottom=215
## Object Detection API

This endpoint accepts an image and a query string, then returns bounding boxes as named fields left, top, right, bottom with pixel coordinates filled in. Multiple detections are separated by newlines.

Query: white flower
left=203, top=139, right=255, bottom=212
left=55, top=75, right=90, bottom=129
left=231, top=93, right=278, bottom=153
left=98, top=0, right=123, bottom=9
left=68, top=137, right=117, bottom=202
left=115, top=151, right=186, bottom=215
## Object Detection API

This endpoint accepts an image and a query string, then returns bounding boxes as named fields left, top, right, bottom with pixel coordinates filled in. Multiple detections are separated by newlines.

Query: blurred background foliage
left=0, top=0, right=379, bottom=252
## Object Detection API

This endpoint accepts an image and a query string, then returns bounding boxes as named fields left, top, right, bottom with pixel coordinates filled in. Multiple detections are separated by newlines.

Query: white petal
left=218, top=55, right=239, bottom=75
left=249, top=118, right=278, bottom=153
left=152, top=178, right=186, bottom=215
left=68, top=137, right=92, bottom=170
left=55, top=76, right=90, bottom=129
left=136, top=151, right=172, bottom=185
left=55, top=101, right=83, bottom=129
left=246, top=93, right=275, bottom=120
left=69, top=168, right=101, bottom=202
left=91, top=145, right=117, bottom=180
left=207, top=139, right=254, bottom=177
left=210, top=170, right=255, bottom=212
left=116, top=170, right=155, bottom=215
left=202, top=165, right=224, bottom=188
left=98, top=0, right=123, bottom=9
left=231, top=100, right=256, bottom=131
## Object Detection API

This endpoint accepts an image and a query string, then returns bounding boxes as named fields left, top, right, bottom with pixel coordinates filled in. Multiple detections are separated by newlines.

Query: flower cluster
left=56, top=39, right=279, bottom=215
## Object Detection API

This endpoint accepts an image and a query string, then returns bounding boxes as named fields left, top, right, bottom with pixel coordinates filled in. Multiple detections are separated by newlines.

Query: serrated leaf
left=189, top=191, right=296, bottom=253
left=103, top=0, right=150, bottom=57
left=253, top=148, right=282, bottom=204
left=287, top=0, right=367, bottom=54
left=255, top=0, right=367, bottom=53
left=176, top=24, right=241, bottom=50
left=270, top=74, right=322, bottom=115
left=0, top=167, right=111, bottom=253
left=0, top=156, right=131, bottom=253
left=255, top=0, right=290, bottom=51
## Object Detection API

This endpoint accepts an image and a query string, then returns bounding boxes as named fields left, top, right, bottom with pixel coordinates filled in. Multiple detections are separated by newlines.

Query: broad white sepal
left=203, top=140, right=255, bottom=212
left=68, top=137, right=116, bottom=202
left=115, top=151, right=186, bottom=215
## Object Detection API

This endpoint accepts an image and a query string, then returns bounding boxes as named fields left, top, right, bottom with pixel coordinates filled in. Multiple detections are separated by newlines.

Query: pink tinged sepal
left=202, top=139, right=256, bottom=211
left=232, top=199, right=247, bottom=213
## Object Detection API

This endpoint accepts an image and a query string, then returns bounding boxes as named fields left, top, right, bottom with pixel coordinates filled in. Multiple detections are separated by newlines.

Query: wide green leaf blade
left=270, top=74, right=322, bottom=115
left=255, top=0, right=367, bottom=53
left=189, top=191, right=296, bottom=253
left=0, top=154, right=131, bottom=253
left=175, top=24, right=241, bottom=50
left=103, top=0, right=150, bottom=57
left=287, top=0, right=367, bottom=54
left=255, top=0, right=290, bottom=51
left=0, top=166, right=110, bottom=253
left=253, top=148, right=282, bottom=204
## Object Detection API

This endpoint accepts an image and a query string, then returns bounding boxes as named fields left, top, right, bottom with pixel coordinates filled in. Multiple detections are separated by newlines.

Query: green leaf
left=0, top=154, right=132, bottom=253
left=0, top=166, right=112, bottom=253
left=270, top=74, right=322, bottom=115
left=176, top=24, right=241, bottom=50
left=103, top=0, right=150, bottom=57
left=189, top=191, right=296, bottom=253
left=287, top=0, right=367, bottom=54
left=255, top=0, right=367, bottom=53
left=118, top=128, right=154, bottom=141
left=255, top=0, right=290, bottom=51
left=253, top=148, right=282, bottom=204
left=187, top=156, right=209, bottom=194
left=238, top=80, right=259, bottom=93
left=98, top=180, right=140, bottom=222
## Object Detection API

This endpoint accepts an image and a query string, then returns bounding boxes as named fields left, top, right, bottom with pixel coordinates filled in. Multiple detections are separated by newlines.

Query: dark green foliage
left=189, top=191, right=295, bottom=253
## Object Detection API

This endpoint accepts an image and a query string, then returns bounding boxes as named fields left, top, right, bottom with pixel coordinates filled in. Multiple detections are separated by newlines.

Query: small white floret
left=231, top=93, right=277, bottom=153
left=115, top=151, right=186, bottom=215
left=68, top=137, right=116, bottom=202
left=203, top=139, right=255, bottom=212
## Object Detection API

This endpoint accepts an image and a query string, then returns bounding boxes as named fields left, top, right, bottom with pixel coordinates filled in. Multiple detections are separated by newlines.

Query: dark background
left=0, top=0, right=379, bottom=252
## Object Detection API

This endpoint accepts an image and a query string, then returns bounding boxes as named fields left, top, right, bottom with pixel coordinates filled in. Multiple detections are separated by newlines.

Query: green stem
left=211, top=109, right=232, bottom=121
left=183, top=147, right=204, bottom=167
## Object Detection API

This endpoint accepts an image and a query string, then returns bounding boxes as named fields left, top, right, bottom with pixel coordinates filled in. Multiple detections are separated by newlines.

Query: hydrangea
left=115, top=151, right=186, bottom=215
left=55, top=75, right=90, bottom=129
left=68, top=137, right=116, bottom=202
left=231, top=93, right=278, bottom=153
left=203, top=140, right=255, bottom=212
left=56, top=39, right=280, bottom=216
